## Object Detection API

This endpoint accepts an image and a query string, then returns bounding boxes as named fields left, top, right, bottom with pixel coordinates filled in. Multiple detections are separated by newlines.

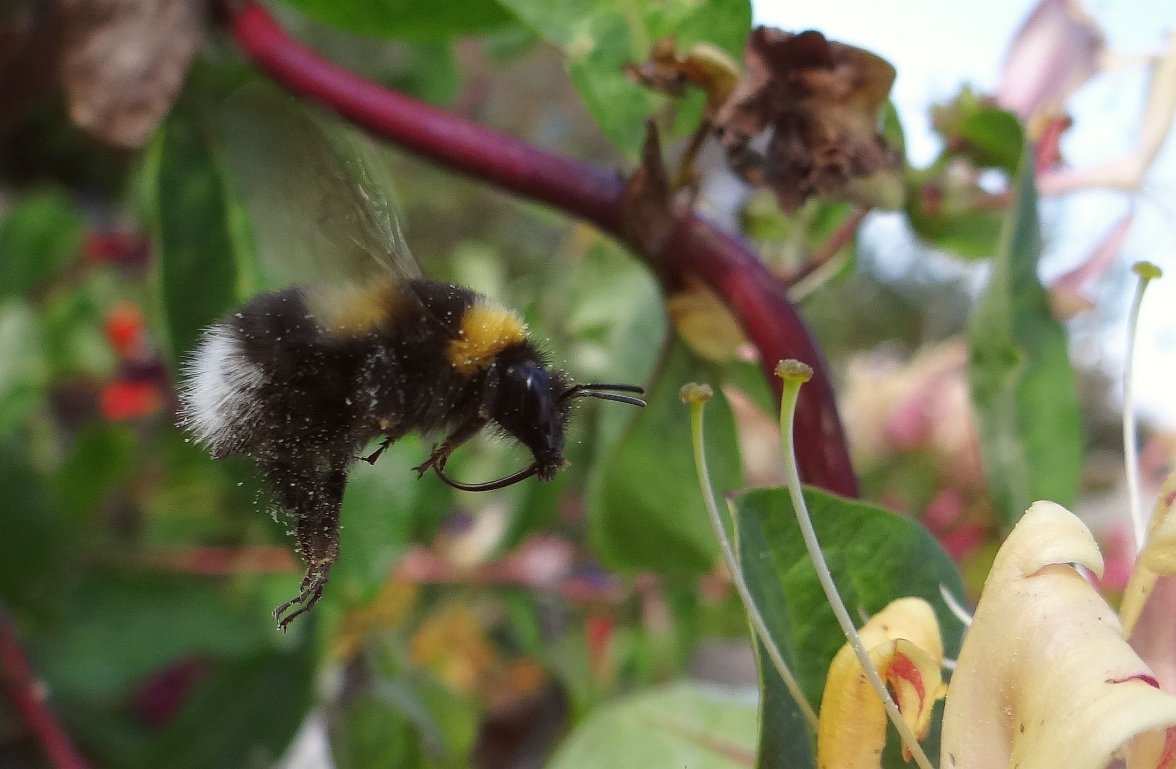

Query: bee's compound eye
left=492, top=360, right=567, bottom=471
left=505, top=363, right=554, bottom=427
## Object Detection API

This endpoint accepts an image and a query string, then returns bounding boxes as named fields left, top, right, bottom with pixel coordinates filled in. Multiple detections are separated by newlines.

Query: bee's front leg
left=413, top=416, right=489, bottom=477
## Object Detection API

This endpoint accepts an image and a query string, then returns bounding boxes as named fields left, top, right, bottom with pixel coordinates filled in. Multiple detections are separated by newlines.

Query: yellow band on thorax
left=309, top=279, right=405, bottom=337
left=447, top=300, right=527, bottom=374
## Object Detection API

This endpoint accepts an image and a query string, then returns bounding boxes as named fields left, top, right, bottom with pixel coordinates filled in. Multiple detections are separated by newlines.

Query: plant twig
left=0, top=610, right=90, bottom=769
left=782, top=206, right=868, bottom=289
left=227, top=2, right=859, bottom=497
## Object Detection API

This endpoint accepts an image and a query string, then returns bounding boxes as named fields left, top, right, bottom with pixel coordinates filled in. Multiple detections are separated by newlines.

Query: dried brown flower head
left=713, top=28, right=899, bottom=212
left=58, top=0, right=204, bottom=148
left=627, top=37, right=741, bottom=116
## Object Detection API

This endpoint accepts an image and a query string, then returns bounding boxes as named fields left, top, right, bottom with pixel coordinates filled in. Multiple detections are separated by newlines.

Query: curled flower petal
left=666, top=278, right=748, bottom=363
left=817, top=597, right=945, bottom=768
left=941, top=500, right=1176, bottom=769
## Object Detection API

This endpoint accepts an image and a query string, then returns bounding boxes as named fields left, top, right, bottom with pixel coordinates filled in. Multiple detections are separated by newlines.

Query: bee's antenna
left=560, top=383, right=647, bottom=408
left=432, top=462, right=540, bottom=492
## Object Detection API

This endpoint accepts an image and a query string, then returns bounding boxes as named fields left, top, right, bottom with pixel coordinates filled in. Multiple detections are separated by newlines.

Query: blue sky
left=753, top=0, right=1176, bottom=428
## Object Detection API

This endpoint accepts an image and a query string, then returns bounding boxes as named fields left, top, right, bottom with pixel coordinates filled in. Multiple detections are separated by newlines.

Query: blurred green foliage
left=0, top=0, right=1088, bottom=767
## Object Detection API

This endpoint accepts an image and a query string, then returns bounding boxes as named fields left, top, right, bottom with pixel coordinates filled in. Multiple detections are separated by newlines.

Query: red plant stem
left=0, top=611, right=90, bottom=769
left=90, top=545, right=299, bottom=575
left=228, top=3, right=858, bottom=496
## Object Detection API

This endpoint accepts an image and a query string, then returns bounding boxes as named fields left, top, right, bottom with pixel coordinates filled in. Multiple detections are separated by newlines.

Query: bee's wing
left=214, top=84, right=421, bottom=292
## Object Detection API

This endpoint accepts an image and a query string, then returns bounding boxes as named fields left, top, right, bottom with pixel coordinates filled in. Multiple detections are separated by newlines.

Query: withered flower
left=713, top=28, right=900, bottom=212
left=58, top=0, right=204, bottom=148
left=627, top=37, right=741, bottom=116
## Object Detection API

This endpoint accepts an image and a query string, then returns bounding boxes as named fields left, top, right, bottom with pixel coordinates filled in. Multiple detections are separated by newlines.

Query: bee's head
left=426, top=343, right=646, bottom=492
left=491, top=358, right=570, bottom=482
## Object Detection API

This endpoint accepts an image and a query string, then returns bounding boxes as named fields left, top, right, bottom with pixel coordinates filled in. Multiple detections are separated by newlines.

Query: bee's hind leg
left=273, top=565, right=330, bottom=630
left=265, top=452, right=348, bottom=631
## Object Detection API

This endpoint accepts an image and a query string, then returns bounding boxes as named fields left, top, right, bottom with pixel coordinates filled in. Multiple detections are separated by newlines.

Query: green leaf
left=140, top=649, right=314, bottom=769
left=956, top=109, right=1023, bottom=174
left=497, top=0, right=752, bottom=157
left=752, top=636, right=816, bottom=769
left=275, top=0, right=515, bottom=40
left=931, top=89, right=1023, bottom=171
left=968, top=151, right=1080, bottom=525
left=35, top=574, right=285, bottom=697
left=904, top=163, right=1004, bottom=260
left=0, top=301, right=49, bottom=434
left=908, top=100, right=1024, bottom=259
left=0, top=188, right=84, bottom=300
left=147, top=113, right=250, bottom=369
left=0, top=437, right=69, bottom=614
left=330, top=438, right=425, bottom=606
left=330, top=671, right=478, bottom=769
left=331, top=689, right=423, bottom=769
left=731, top=486, right=966, bottom=767
left=55, top=422, right=138, bottom=519
left=549, top=681, right=757, bottom=769
left=588, top=341, right=741, bottom=576
left=68, top=647, right=315, bottom=769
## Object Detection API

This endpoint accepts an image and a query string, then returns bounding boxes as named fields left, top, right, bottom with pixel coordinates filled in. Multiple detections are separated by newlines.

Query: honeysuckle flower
left=941, top=500, right=1176, bottom=769
left=1037, top=30, right=1176, bottom=195
left=994, top=0, right=1103, bottom=128
left=817, top=597, right=946, bottom=768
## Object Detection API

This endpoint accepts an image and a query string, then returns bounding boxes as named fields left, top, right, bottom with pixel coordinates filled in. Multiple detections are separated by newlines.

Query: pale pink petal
left=1130, top=576, right=1176, bottom=696
left=1122, top=472, right=1176, bottom=637
left=1123, top=473, right=1176, bottom=705
left=1051, top=210, right=1135, bottom=293
left=1038, top=31, right=1176, bottom=195
left=995, top=0, right=1103, bottom=121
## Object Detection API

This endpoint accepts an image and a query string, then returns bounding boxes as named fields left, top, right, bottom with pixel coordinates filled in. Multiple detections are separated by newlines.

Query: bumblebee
left=178, top=95, right=644, bottom=629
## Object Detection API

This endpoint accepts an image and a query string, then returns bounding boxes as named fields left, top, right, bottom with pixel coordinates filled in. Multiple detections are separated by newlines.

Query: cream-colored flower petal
left=942, top=500, right=1176, bottom=769
left=817, top=597, right=945, bottom=768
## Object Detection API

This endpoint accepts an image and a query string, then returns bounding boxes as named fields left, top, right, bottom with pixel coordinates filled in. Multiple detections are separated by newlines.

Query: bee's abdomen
left=179, top=319, right=268, bottom=458
left=180, top=288, right=366, bottom=458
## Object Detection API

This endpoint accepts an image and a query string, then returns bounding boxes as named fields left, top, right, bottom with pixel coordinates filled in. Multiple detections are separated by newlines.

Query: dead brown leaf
left=627, top=37, right=740, bottom=116
left=713, top=27, right=899, bottom=212
left=57, top=0, right=204, bottom=148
